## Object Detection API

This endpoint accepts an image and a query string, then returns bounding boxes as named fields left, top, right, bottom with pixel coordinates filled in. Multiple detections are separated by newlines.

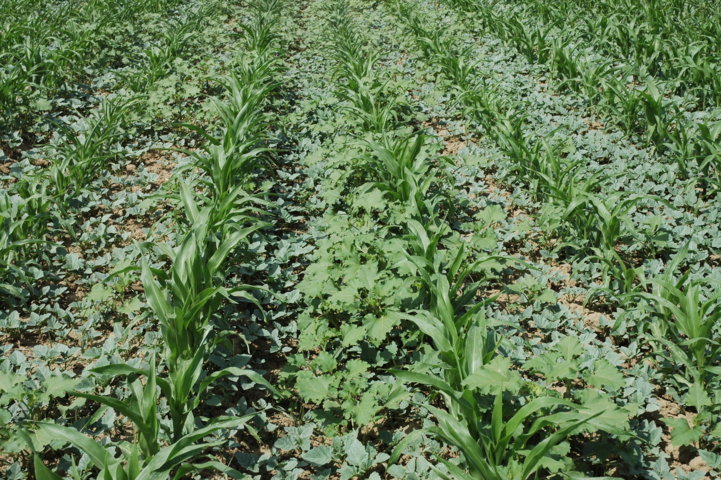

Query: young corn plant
left=138, top=209, right=264, bottom=439
left=637, top=252, right=721, bottom=388
left=533, top=152, right=605, bottom=208
left=393, top=227, right=621, bottom=479
left=666, top=116, right=696, bottom=181
left=48, top=98, right=130, bottom=200
left=240, top=12, right=280, bottom=55
left=0, top=64, right=29, bottom=127
left=639, top=80, right=677, bottom=149
left=179, top=65, right=275, bottom=209
left=555, top=191, right=656, bottom=257
left=602, top=79, right=644, bottom=136
left=360, top=135, right=447, bottom=219
left=587, top=248, right=647, bottom=303
left=33, top=418, right=253, bottom=480
left=390, top=386, right=610, bottom=480
left=696, top=120, right=721, bottom=194
left=329, top=5, right=400, bottom=133
left=503, top=17, right=555, bottom=64
left=338, top=81, right=399, bottom=133
left=32, top=359, right=258, bottom=480
left=576, top=58, right=613, bottom=104
left=0, top=188, right=50, bottom=302
left=399, top=223, right=507, bottom=388
left=397, top=212, right=529, bottom=391
left=548, top=37, right=581, bottom=84
left=492, top=113, right=546, bottom=186
left=181, top=137, right=268, bottom=207
left=30, top=352, right=279, bottom=480
left=126, top=20, right=196, bottom=91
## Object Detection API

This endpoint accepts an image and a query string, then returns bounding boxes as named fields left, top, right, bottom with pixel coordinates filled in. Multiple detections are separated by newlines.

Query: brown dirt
left=657, top=397, right=711, bottom=476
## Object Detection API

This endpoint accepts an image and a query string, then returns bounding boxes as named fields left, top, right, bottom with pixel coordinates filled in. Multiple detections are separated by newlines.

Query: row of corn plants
left=387, top=0, right=653, bottom=300
left=443, top=0, right=721, bottom=195
left=308, top=2, right=635, bottom=477
left=0, top=0, right=189, bottom=129
left=0, top=0, right=232, bottom=308
left=388, top=0, right=721, bottom=458
left=19, top=1, right=288, bottom=478
left=460, top=0, right=721, bottom=107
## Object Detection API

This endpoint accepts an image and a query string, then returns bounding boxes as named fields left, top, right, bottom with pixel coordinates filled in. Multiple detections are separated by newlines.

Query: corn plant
left=416, top=29, right=453, bottom=60
left=329, top=4, right=399, bottom=133
left=338, top=81, right=399, bottom=132
left=503, top=17, right=554, bottom=64
left=492, top=113, right=546, bottom=186
left=533, top=153, right=605, bottom=209
left=126, top=21, right=196, bottom=91
left=106, top=182, right=267, bottom=439
left=182, top=142, right=267, bottom=205
left=674, top=42, right=720, bottom=107
left=137, top=210, right=263, bottom=436
left=220, top=60, right=279, bottom=124
left=555, top=191, right=657, bottom=256
left=0, top=179, right=55, bottom=302
left=28, top=336, right=271, bottom=479
left=390, top=387, right=607, bottom=480
left=48, top=98, right=130, bottom=199
left=638, top=80, right=676, bottom=149
left=34, top=397, right=253, bottom=480
left=0, top=193, right=41, bottom=301
left=398, top=215, right=529, bottom=391
left=249, top=0, right=285, bottom=14
left=587, top=248, right=647, bottom=304
left=696, top=120, right=721, bottom=194
left=602, top=79, right=644, bottom=135
left=0, top=64, right=28, bottom=126
left=179, top=71, right=274, bottom=205
left=401, top=234, right=504, bottom=389
left=666, top=117, right=696, bottom=181
left=576, top=58, right=613, bottom=104
left=393, top=257, right=622, bottom=479
left=548, top=37, right=580, bottom=84
left=636, top=251, right=721, bottom=387
left=240, top=12, right=280, bottom=55
left=395, top=306, right=619, bottom=480
left=360, top=135, right=445, bottom=217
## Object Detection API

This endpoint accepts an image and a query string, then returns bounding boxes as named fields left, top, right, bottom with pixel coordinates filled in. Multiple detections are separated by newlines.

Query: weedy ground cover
left=1, top=0, right=720, bottom=478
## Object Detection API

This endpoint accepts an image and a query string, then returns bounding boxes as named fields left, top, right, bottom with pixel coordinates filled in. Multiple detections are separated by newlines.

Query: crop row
left=0, top=0, right=239, bottom=308
left=443, top=0, right=721, bottom=195
left=388, top=0, right=721, bottom=455
left=275, top=0, right=652, bottom=477
left=5, top=1, right=286, bottom=477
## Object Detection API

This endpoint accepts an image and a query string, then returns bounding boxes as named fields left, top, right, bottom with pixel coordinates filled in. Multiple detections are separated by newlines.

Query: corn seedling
left=241, top=13, right=280, bottom=55
left=34, top=415, right=253, bottom=480
left=637, top=250, right=721, bottom=387
left=504, top=17, right=554, bottom=64
left=0, top=185, right=53, bottom=302
left=696, top=121, right=721, bottom=194
left=48, top=98, right=130, bottom=199
left=360, top=135, right=443, bottom=217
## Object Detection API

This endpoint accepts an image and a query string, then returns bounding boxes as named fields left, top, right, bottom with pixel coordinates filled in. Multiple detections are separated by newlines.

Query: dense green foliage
left=1, top=0, right=720, bottom=478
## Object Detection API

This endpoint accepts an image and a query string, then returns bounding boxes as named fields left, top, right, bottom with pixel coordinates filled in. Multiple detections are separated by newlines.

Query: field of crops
left=2, top=0, right=720, bottom=478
